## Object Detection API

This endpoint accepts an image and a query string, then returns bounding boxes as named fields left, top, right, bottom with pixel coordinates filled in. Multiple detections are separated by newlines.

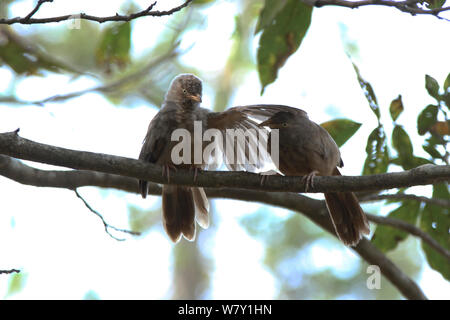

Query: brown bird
left=244, top=105, right=370, bottom=246
left=139, top=74, right=265, bottom=242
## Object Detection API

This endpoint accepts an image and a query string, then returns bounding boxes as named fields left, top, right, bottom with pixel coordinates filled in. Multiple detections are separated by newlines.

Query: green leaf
left=417, top=104, right=438, bottom=135
left=6, top=272, right=27, bottom=297
left=444, top=72, right=450, bottom=92
left=372, top=200, right=421, bottom=252
left=257, top=0, right=312, bottom=93
left=128, top=205, right=160, bottom=233
left=363, top=125, right=389, bottom=175
left=425, top=74, right=440, bottom=100
left=389, top=95, right=404, bottom=122
left=320, top=118, right=362, bottom=147
left=255, top=0, right=288, bottom=34
left=192, top=0, right=216, bottom=5
left=392, top=125, right=414, bottom=169
left=352, top=62, right=380, bottom=120
left=443, top=92, right=450, bottom=110
left=96, top=22, right=131, bottom=72
left=0, top=28, right=74, bottom=75
left=423, top=136, right=443, bottom=160
left=420, top=183, right=450, bottom=280
left=412, top=156, right=433, bottom=166
left=424, top=0, right=446, bottom=9
left=389, top=156, right=432, bottom=168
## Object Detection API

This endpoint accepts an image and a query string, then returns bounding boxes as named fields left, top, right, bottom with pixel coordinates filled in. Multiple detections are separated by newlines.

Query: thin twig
left=367, top=214, right=450, bottom=261
left=0, top=269, right=20, bottom=275
left=74, top=189, right=140, bottom=241
left=23, top=0, right=53, bottom=21
left=302, top=0, right=450, bottom=20
left=360, top=193, right=450, bottom=208
left=0, top=1, right=193, bottom=25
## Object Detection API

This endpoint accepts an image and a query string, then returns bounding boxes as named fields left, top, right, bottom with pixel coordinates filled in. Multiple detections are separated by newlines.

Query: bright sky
left=0, top=0, right=449, bottom=299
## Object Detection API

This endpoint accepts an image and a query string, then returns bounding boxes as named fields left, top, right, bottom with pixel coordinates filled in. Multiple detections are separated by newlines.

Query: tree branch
left=0, top=154, right=431, bottom=299
left=23, top=0, right=53, bottom=21
left=360, top=193, right=450, bottom=208
left=0, top=131, right=448, bottom=195
left=301, top=0, right=450, bottom=20
left=0, top=269, right=20, bottom=275
left=0, top=0, right=194, bottom=25
left=366, top=213, right=450, bottom=261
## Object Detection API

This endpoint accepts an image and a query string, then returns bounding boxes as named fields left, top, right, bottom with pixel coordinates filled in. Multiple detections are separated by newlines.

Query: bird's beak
left=188, top=94, right=202, bottom=103
left=258, top=119, right=273, bottom=128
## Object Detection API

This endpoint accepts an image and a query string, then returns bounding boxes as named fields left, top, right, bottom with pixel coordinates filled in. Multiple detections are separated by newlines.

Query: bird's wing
left=139, top=111, right=172, bottom=163
left=138, top=109, right=177, bottom=198
left=205, top=107, right=271, bottom=172
left=316, top=122, right=343, bottom=169
left=237, top=104, right=308, bottom=121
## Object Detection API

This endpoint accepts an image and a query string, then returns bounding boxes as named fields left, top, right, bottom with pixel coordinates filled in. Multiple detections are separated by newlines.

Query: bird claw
left=260, top=175, right=267, bottom=186
left=190, top=166, right=201, bottom=183
left=258, top=170, right=280, bottom=186
left=162, top=164, right=177, bottom=183
left=302, top=171, right=319, bottom=192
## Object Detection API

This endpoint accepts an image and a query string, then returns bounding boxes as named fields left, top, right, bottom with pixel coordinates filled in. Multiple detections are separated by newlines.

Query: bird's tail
left=324, top=168, right=370, bottom=246
left=162, top=185, right=209, bottom=242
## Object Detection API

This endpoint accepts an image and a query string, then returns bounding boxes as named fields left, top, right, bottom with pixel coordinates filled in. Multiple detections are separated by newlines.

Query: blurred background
left=0, top=0, right=449, bottom=299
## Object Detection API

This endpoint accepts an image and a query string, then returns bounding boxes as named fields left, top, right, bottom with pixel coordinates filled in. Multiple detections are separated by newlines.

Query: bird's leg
left=260, top=175, right=267, bottom=186
left=190, top=166, right=202, bottom=183
left=302, top=170, right=319, bottom=192
left=162, top=164, right=177, bottom=183
left=259, top=170, right=281, bottom=186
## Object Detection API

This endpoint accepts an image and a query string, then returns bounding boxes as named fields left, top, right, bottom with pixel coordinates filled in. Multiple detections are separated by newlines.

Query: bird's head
left=258, top=111, right=294, bottom=129
left=166, top=74, right=202, bottom=107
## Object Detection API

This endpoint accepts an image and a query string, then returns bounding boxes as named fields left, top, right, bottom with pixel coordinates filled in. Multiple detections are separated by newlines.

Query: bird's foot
left=258, top=170, right=281, bottom=186
left=190, top=166, right=202, bottom=183
left=162, top=164, right=177, bottom=183
left=302, top=170, right=319, bottom=192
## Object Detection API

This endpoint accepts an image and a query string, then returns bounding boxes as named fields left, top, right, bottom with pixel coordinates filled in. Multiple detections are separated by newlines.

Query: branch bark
left=0, top=154, right=431, bottom=299
left=0, top=0, right=193, bottom=25
left=0, top=131, right=448, bottom=194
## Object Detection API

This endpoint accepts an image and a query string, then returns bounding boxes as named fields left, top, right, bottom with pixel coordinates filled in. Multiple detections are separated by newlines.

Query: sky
left=0, top=0, right=449, bottom=299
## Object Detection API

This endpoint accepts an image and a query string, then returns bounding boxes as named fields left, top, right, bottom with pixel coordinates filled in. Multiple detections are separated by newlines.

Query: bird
left=243, top=105, right=370, bottom=246
left=138, top=74, right=266, bottom=243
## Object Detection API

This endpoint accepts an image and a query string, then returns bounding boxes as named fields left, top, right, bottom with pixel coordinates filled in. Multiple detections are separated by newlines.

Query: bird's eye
left=182, top=89, right=187, bottom=94
left=282, top=122, right=288, bottom=127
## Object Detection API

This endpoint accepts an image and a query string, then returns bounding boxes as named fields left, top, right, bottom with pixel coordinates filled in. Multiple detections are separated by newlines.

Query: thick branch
left=0, top=131, right=448, bottom=194
left=0, top=0, right=193, bottom=25
left=3, top=152, right=446, bottom=262
left=0, top=154, right=431, bottom=299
